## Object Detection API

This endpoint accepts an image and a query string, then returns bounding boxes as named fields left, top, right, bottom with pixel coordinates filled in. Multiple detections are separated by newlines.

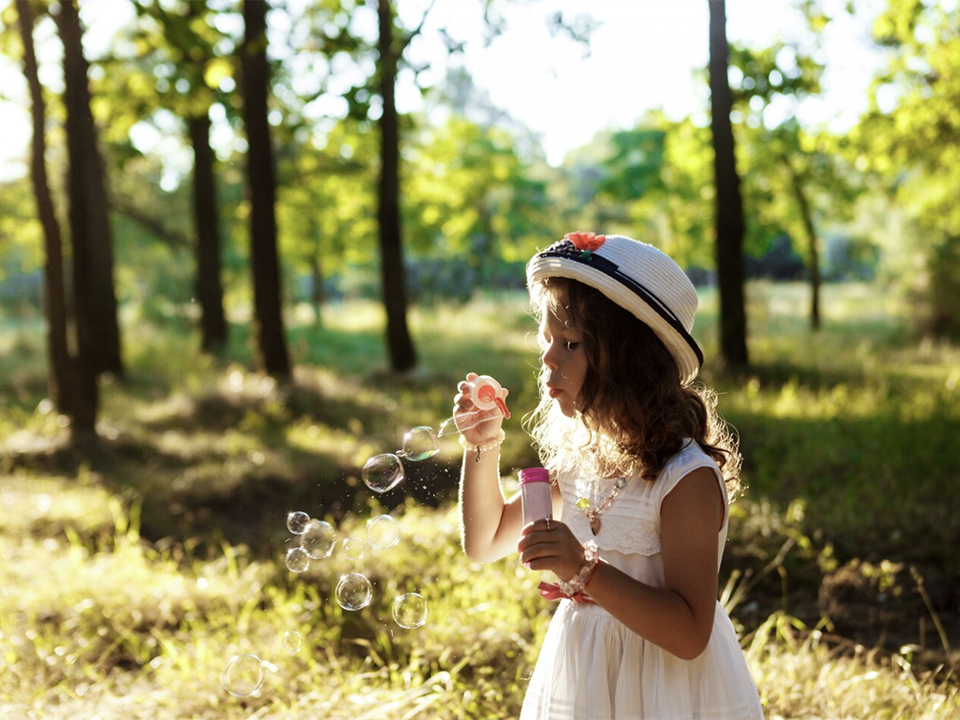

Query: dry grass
left=1, top=282, right=958, bottom=718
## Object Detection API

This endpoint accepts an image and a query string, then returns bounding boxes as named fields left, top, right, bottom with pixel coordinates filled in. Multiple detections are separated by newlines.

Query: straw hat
left=526, top=232, right=703, bottom=385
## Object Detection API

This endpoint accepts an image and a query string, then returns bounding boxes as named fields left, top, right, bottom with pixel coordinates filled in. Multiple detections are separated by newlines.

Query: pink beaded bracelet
left=557, top=540, right=600, bottom=597
left=459, top=429, right=506, bottom=463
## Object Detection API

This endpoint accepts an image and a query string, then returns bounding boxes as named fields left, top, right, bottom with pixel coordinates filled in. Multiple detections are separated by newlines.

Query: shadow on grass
left=0, top=375, right=479, bottom=559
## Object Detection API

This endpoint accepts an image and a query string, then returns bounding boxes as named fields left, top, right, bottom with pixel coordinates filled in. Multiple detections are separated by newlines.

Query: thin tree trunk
left=188, top=113, right=229, bottom=353
left=56, top=0, right=104, bottom=438
left=310, top=214, right=324, bottom=329
left=241, top=0, right=291, bottom=378
left=708, top=0, right=749, bottom=371
left=784, top=157, right=821, bottom=330
left=17, top=0, right=72, bottom=414
left=377, top=0, right=417, bottom=372
left=55, top=0, right=123, bottom=381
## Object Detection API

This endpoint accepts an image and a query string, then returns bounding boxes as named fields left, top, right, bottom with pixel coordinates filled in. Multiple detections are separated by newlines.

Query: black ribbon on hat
left=538, top=240, right=704, bottom=368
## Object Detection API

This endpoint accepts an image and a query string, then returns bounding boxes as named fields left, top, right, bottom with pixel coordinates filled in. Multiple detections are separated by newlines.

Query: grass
left=1, top=281, right=958, bottom=719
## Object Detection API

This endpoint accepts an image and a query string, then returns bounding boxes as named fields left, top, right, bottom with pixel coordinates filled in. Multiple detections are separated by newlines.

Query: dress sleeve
left=656, top=441, right=728, bottom=526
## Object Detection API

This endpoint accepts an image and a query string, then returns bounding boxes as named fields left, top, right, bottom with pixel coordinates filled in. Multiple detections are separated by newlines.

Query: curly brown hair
left=526, top=277, right=742, bottom=497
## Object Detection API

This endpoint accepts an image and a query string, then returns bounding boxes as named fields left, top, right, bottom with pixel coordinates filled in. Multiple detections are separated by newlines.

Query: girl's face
left=538, top=298, right=589, bottom=418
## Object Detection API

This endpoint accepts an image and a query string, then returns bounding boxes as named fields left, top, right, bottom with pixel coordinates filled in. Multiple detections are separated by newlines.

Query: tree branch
left=111, top=193, right=191, bottom=248
left=398, top=0, right=437, bottom=54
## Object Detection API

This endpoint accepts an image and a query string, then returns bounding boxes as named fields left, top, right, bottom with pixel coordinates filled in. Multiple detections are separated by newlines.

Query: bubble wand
left=437, top=375, right=511, bottom=438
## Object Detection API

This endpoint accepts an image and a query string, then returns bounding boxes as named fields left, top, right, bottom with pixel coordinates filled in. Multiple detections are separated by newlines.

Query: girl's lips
left=548, top=387, right=561, bottom=398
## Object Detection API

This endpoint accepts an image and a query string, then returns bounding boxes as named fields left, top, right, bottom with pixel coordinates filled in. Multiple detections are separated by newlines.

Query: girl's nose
left=541, top=343, right=558, bottom=370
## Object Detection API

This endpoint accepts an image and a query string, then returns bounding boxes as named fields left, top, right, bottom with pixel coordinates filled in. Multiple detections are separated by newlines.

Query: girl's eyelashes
left=564, top=341, right=581, bottom=351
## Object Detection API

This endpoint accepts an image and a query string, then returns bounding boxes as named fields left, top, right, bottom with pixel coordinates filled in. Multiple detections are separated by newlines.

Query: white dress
left=519, top=441, right=765, bottom=720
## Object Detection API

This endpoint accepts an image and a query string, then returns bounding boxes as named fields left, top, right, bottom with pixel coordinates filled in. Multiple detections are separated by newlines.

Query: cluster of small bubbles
left=398, top=426, right=440, bottom=461
left=285, top=546, right=311, bottom=573
left=300, top=519, right=336, bottom=559
left=287, top=511, right=311, bottom=535
left=336, top=573, right=373, bottom=611
left=366, top=514, right=400, bottom=551
left=282, top=631, right=303, bottom=655
left=341, top=536, right=364, bottom=561
left=221, top=653, right=265, bottom=697
left=392, top=593, right=428, bottom=629
left=361, top=453, right=405, bottom=494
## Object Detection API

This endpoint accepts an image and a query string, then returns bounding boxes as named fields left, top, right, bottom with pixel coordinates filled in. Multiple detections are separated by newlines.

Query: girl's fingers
left=517, top=527, right=558, bottom=553
left=519, top=544, right=558, bottom=566
left=521, top=518, right=554, bottom=535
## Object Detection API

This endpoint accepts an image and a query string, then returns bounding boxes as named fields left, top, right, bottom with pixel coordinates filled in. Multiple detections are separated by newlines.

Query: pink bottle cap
left=518, top=467, right=550, bottom=485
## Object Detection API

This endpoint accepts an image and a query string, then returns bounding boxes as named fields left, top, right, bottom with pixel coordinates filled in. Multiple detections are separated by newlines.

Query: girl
left=455, top=232, right=764, bottom=719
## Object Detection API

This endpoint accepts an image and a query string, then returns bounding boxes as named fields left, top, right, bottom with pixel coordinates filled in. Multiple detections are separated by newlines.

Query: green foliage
left=557, top=114, right=717, bottom=269
left=404, top=115, right=552, bottom=287
left=1, top=283, right=959, bottom=717
left=853, top=0, right=960, bottom=336
left=727, top=42, right=823, bottom=108
left=0, top=177, right=44, bottom=290
left=724, top=29, right=869, bottom=278
left=598, top=127, right=666, bottom=202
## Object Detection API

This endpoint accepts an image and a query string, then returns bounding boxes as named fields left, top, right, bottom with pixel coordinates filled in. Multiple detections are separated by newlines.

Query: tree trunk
left=55, top=0, right=123, bottom=381
left=17, top=0, right=72, bottom=414
left=188, top=113, right=229, bottom=353
left=377, top=0, right=417, bottom=372
left=241, top=0, right=291, bottom=378
left=310, top=214, right=325, bottom=329
left=55, top=0, right=103, bottom=438
left=707, top=0, right=749, bottom=371
left=784, top=157, right=821, bottom=330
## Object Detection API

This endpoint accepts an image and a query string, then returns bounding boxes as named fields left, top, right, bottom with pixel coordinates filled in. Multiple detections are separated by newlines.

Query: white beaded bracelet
left=459, top=429, right=506, bottom=463
left=557, top=540, right=600, bottom=597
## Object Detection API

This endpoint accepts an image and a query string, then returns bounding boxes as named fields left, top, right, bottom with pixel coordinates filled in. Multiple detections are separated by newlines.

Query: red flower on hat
left=563, top=231, right=606, bottom=260
left=564, top=231, right=606, bottom=252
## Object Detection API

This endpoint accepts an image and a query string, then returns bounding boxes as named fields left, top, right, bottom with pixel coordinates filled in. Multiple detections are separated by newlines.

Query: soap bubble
left=282, top=631, right=303, bottom=655
left=361, top=453, right=404, bottom=493
left=221, top=653, right=264, bottom=697
left=335, top=572, right=373, bottom=611
left=392, top=593, right=428, bottom=629
left=341, top=536, right=364, bottom=561
left=366, top=514, right=400, bottom=550
left=399, top=426, right=439, bottom=461
left=286, top=511, right=310, bottom=535
left=300, top=519, right=336, bottom=559
left=285, top=546, right=311, bottom=573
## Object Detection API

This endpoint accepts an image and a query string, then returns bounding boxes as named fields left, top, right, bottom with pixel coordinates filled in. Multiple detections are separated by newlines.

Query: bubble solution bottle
left=519, top=467, right=556, bottom=578
left=519, top=467, right=552, bottom=526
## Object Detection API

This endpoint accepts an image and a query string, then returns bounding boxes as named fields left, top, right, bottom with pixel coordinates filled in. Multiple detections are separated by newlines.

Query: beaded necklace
left=576, top=476, right=627, bottom=535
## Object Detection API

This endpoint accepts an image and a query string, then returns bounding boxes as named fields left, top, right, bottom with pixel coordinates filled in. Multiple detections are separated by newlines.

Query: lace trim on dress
left=561, top=494, right=663, bottom=556
left=556, top=440, right=725, bottom=557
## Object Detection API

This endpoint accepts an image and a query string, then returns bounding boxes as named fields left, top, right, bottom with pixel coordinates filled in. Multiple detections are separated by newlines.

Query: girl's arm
left=461, top=467, right=565, bottom=563
left=455, top=372, right=523, bottom=562
left=518, top=467, right=724, bottom=660
left=459, top=448, right=524, bottom=562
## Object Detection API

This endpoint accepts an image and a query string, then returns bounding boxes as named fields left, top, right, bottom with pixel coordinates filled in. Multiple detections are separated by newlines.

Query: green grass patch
left=1, top=281, right=958, bottom=718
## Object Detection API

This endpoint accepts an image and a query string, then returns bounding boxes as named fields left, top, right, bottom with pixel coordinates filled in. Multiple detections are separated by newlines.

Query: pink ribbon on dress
left=538, top=581, right=596, bottom=604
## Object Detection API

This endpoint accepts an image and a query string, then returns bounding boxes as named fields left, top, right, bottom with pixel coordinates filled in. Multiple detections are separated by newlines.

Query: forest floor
left=1, top=281, right=958, bottom=719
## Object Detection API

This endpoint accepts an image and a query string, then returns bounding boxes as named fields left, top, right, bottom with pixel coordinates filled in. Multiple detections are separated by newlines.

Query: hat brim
left=527, top=253, right=702, bottom=386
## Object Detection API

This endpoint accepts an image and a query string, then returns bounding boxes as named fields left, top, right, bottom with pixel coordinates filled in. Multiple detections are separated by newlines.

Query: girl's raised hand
left=517, top=517, right=584, bottom=582
left=453, top=372, right=509, bottom=446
